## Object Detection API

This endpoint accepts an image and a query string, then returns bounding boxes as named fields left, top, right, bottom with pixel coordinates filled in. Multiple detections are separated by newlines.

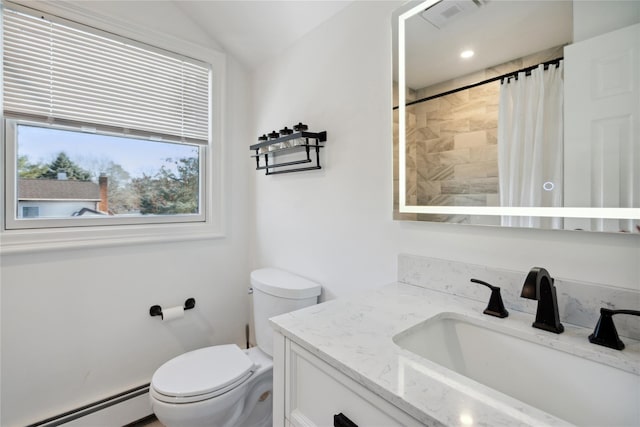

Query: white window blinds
left=3, top=6, right=210, bottom=144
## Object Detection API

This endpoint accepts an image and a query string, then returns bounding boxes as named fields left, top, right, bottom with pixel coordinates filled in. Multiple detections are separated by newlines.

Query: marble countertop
left=270, top=282, right=640, bottom=427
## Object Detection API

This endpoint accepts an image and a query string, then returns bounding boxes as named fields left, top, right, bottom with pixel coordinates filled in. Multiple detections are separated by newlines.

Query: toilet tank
left=251, top=268, right=321, bottom=356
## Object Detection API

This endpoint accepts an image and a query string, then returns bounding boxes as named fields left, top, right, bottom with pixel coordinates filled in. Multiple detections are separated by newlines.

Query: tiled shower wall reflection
left=393, top=46, right=563, bottom=223
left=409, top=81, right=500, bottom=208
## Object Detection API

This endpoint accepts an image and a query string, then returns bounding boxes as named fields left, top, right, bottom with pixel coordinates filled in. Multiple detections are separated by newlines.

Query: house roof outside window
left=18, top=179, right=101, bottom=202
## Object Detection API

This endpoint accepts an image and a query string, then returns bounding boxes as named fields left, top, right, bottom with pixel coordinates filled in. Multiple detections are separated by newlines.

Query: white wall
left=0, top=3, right=253, bottom=426
left=573, top=0, right=640, bottom=42
left=251, top=0, right=639, bottom=302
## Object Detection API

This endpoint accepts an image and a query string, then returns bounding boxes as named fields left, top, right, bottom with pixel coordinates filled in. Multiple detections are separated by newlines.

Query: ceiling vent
left=420, top=0, right=488, bottom=29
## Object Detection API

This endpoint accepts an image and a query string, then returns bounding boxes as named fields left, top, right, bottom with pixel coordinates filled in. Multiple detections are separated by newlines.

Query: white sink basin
left=393, top=312, right=640, bottom=426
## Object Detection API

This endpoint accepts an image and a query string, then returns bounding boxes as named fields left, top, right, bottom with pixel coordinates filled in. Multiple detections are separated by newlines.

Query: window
left=1, top=2, right=224, bottom=249
left=12, top=121, right=202, bottom=223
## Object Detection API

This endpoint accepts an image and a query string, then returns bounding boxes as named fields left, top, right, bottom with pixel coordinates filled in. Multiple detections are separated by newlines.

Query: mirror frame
left=396, top=0, right=640, bottom=224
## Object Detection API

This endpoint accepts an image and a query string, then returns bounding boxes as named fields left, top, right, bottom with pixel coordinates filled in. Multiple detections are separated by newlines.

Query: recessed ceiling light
left=460, top=50, right=474, bottom=59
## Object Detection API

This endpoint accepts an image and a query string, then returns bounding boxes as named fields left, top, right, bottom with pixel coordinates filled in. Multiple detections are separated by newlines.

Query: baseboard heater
left=25, top=384, right=150, bottom=427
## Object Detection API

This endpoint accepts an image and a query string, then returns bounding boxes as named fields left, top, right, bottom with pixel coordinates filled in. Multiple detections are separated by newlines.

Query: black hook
left=471, top=279, right=509, bottom=318
left=150, top=298, right=196, bottom=319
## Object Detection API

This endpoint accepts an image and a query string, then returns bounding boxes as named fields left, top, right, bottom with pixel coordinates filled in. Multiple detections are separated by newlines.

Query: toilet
left=150, top=268, right=321, bottom=427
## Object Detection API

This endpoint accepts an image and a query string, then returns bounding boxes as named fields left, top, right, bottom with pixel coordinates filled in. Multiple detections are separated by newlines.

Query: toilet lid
left=151, top=344, right=255, bottom=399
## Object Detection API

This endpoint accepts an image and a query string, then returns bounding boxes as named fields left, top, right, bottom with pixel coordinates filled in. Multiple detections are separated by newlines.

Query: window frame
left=0, top=1, right=226, bottom=253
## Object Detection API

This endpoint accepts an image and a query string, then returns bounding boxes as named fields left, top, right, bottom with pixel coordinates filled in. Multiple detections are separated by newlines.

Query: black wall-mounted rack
left=250, top=129, right=327, bottom=175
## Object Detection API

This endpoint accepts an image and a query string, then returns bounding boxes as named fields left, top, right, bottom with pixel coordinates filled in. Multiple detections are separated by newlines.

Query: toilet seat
left=151, top=344, right=255, bottom=404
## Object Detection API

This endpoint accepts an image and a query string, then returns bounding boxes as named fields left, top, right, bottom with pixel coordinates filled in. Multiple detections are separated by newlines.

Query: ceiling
left=402, top=0, right=573, bottom=89
left=62, top=0, right=353, bottom=69
left=63, top=0, right=572, bottom=83
left=173, top=0, right=354, bottom=69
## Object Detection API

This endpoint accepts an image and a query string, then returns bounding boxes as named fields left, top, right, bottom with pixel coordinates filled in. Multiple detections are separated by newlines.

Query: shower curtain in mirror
left=498, top=61, right=564, bottom=228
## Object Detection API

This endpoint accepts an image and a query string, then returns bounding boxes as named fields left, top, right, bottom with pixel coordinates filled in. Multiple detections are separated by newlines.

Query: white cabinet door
left=283, top=340, right=422, bottom=427
left=564, top=23, right=640, bottom=232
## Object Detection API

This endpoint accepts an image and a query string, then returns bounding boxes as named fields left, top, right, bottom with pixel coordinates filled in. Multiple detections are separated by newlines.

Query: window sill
left=0, top=221, right=224, bottom=254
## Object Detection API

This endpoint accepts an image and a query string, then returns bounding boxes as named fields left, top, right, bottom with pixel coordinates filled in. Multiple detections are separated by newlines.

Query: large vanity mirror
left=393, top=0, right=640, bottom=233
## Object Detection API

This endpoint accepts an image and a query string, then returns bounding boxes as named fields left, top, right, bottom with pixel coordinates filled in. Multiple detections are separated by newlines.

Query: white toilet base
left=151, top=347, right=273, bottom=427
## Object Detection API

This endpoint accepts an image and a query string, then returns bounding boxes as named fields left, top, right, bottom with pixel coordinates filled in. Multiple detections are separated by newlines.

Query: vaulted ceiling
left=173, top=1, right=354, bottom=69
left=62, top=0, right=353, bottom=69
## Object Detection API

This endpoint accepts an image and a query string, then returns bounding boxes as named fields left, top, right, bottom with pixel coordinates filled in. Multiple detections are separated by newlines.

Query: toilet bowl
left=150, top=268, right=321, bottom=427
left=151, top=345, right=272, bottom=427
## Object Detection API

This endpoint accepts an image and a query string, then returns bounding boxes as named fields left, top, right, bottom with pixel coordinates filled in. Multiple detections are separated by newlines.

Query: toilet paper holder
left=150, top=298, right=196, bottom=319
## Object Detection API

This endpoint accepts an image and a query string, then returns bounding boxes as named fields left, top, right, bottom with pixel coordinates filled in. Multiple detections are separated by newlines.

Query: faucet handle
left=471, top=279, right=509, bottom=318
left=589, top=308, right=640, bottom=350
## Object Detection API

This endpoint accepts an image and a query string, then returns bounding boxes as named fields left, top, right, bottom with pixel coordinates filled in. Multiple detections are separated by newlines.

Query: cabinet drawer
left=285, top=342, right=421, bottom=427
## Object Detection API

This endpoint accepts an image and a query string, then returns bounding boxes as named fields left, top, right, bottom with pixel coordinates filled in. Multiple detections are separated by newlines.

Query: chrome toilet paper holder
left=150, top=298, right=196, bottom=319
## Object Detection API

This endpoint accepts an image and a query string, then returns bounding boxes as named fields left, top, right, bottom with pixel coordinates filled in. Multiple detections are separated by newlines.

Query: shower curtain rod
left=397, top=57, right=563, bottom=110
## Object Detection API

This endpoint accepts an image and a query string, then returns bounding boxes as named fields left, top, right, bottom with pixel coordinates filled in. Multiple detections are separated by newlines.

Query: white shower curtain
left=498, top=61, right=564, bottom=228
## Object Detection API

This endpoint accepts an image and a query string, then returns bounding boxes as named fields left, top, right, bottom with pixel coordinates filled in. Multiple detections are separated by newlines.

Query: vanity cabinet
left=273, top=332, right=422, bottom=427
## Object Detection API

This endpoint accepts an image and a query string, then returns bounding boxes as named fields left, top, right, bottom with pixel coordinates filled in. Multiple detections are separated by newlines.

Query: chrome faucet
left=520, top=267, right=564, bottom=334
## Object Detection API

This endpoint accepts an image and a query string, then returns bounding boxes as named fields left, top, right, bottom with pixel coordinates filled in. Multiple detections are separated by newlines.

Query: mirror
left=393, top=0, right=640, bottom=233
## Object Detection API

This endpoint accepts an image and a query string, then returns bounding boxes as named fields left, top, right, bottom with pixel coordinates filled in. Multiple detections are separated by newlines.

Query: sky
left=17, top=124, right=199, bottom=179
